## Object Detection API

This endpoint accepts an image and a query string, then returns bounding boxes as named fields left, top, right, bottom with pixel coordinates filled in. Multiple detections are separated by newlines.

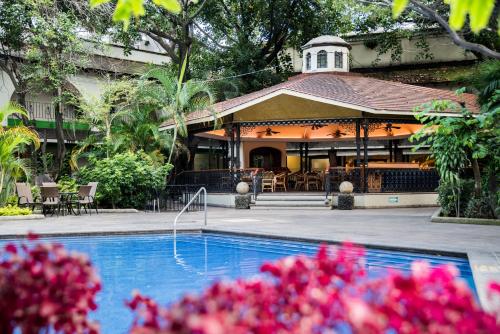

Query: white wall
left=302, top=45, right=350, bottom=73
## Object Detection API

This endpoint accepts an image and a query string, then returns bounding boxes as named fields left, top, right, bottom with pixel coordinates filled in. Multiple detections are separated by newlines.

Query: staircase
left=252, top=192, right=330, bottom=209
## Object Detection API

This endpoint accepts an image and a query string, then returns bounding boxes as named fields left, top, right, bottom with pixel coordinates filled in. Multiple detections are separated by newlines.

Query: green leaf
left=448, top=0, right=470, bottom=30
left=469, top=0, right=495, bottom=33
left=392, top=0, right=409, bottom=18
left=90, top=0, right=110, bottom=7
left=152, top=0, right=182, bottom=14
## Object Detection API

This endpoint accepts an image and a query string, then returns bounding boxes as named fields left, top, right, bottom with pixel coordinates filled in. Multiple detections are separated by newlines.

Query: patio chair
left=40, top=186, right=61, bottom=217
left=261, top=171, right=274, bottom=192
left=70, top=185, right=93, bottom=215
left=294, top=173, right=306, bottom=191
left=306, top=173, right=321, bottom=191
left=87, top=182, right=99, bottom=214
left=16, top=183, right=40, bottom=210
left=273, top=172, right=287, bottom=192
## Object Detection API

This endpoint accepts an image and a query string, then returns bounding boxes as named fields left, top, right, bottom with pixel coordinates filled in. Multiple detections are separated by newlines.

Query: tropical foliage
left=77, top=152, right=172, bottom=209
left=411, top=89, right=499, bottom=218
left=0, top=235, right=101, bottom=334
left=0, top=205, right=32, bottom=216
left=140, top=64, right=215, bottom=164
left=0, top=103, right=39, bottom=207
left=128, top=243, right=500, bottom=333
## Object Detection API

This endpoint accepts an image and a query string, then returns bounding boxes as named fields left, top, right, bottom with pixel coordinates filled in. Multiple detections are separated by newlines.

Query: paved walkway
left=1, top=207, right=499, bottom=311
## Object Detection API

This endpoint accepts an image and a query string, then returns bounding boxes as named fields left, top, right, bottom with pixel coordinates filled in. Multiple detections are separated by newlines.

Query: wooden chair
left=294, top=173, right=306, bottom=191
left=40, top=186, right=61, bottom=216
left=261, top=171, right=274, bottom=192
left=368, top=173, right=382, bottom=193
left=306, top=173, right=321, bottom=191
left=16, top=183, right=40, bottom=210
left=273, top=173, right=287, bottom=192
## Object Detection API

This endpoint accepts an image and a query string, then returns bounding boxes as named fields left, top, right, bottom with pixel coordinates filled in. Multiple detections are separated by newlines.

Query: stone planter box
left=431, top=209, right=500, bottom=226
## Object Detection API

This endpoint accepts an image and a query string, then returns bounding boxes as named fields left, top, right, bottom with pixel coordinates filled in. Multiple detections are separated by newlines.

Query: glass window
left=317, top=50, right=327, bottom=68
left=335, top=51, right=343, bottom=68
left=305, top=53, right=311, bottom=70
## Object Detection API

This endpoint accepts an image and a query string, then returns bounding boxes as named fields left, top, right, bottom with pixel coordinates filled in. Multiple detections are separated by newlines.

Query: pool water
left=1, top=233, right=475, bottom=333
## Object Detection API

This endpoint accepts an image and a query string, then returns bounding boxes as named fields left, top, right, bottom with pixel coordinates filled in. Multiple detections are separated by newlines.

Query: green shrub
left=77, top=152, right=172, bottom=209
left=464, top=194, right=495, bottom=219
left=57, top=175, right=78, bottom=192
left=0, top=205, right=32, bottom=216
left=437, top=179, right=474, bottom=217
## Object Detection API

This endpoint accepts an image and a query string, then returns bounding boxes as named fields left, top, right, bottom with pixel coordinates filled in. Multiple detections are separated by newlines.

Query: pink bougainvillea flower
left=128, top=243, right=500, bottom=334
left=0, top=238, right=101, bottom=334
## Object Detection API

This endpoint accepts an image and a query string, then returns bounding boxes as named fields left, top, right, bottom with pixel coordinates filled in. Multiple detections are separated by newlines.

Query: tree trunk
left=54, top=88, right=66, bottom=177
left=471, top=158, right=481, bottom=196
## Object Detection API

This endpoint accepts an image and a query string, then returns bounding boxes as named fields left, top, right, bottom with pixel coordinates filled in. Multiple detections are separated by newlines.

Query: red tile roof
left=162, top=72, right=478, bottom=128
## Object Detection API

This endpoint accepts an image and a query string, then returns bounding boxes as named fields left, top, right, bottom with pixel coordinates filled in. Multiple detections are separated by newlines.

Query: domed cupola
left=301, top=35, right=351, bottom=73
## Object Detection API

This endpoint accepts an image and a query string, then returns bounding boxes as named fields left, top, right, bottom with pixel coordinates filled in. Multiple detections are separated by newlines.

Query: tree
left=21, top=0, right=89, bottom=175
left=0, top=103, right=40, bottom=206
left=411, top=90, right=499, bottom=217
left=140, top=61, right=215, bottom=166
left=71, top=79, right=138, bottom=168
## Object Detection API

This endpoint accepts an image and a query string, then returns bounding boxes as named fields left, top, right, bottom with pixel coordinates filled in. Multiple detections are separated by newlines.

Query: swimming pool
left=1, top=233, right=475, bottom=333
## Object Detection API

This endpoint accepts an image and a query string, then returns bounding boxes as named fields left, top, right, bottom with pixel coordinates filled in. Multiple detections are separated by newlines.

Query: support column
left=208, top=140, right=212, bottom=170
left=388, top=140, right=393, bottom=162
left=229, top=126, right=235, bottom=170
left=299, top=143, right=304, bottom=172
left=362, top=119, right=369, bottom=193
left=305, top=142, right=309, bottom=172
left=355, top=119, right=361, bottom=167
left=235, top=123, right=241, bottom=169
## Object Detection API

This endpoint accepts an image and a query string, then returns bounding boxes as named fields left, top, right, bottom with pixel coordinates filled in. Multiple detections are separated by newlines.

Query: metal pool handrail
left=173, top=187, right=207, bottom=238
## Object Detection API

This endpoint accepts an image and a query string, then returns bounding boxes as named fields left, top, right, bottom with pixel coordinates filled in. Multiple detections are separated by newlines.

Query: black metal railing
left=173, top=169, right=262, bottom=193
left=144, top=185, right=205, bottom=212
left=324, top=167, right=439, bottom=195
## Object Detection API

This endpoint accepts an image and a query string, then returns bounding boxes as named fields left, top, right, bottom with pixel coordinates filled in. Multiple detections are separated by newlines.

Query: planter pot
left=337, top=194, right=354, bottom=210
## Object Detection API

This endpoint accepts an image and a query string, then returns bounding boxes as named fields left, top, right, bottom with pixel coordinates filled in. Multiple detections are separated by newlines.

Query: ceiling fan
left=328, top=129, right=347, bottom=138
left=377, top=123, right=401, bottom=136
left=257, top=127, right=281, bottom=136
left=301, top=124, right=325, bottom=130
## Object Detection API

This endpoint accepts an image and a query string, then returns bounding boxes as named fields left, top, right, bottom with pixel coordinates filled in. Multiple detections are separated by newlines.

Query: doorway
left=249, top=147, right=282, bottom=170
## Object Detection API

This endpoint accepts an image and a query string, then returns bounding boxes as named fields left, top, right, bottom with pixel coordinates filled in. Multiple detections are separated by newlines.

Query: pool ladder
left=173, top=187, right=207, bottom=238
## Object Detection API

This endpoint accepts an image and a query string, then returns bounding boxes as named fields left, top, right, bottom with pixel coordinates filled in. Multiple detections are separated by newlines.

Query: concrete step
left=256, top=195, right=325, bottom=201
left=251, top=206, right=330, bottom=210
left=254, top=200, right=328, bottom=207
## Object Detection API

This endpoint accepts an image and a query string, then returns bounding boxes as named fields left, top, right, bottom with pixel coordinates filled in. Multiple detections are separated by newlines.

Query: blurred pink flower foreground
left=128, top=243, right=500, bottom=334
left=0, top=235, right=101, bottom=334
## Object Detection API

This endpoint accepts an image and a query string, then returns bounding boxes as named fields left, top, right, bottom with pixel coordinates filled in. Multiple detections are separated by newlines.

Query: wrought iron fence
left=324, top=167, right=439, bottom=195
left=144, top=185, right=205, bottom=212
left=173, top=169, right=262, bottom=193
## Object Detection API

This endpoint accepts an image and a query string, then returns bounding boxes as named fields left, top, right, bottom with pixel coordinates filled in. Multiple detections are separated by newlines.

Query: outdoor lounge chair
left=87, top=182, right=99, bottom=214
left=40, top=186, right=62, bottom=216
left=16, top=183, right=40, bottom=210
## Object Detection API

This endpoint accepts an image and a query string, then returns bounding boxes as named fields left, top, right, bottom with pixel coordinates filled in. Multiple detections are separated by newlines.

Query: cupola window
left=317, top=50, right=327, bottom=68
left=305, top=53, right=311, bottom=70
left=335, top=51, right=343, bottom=68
